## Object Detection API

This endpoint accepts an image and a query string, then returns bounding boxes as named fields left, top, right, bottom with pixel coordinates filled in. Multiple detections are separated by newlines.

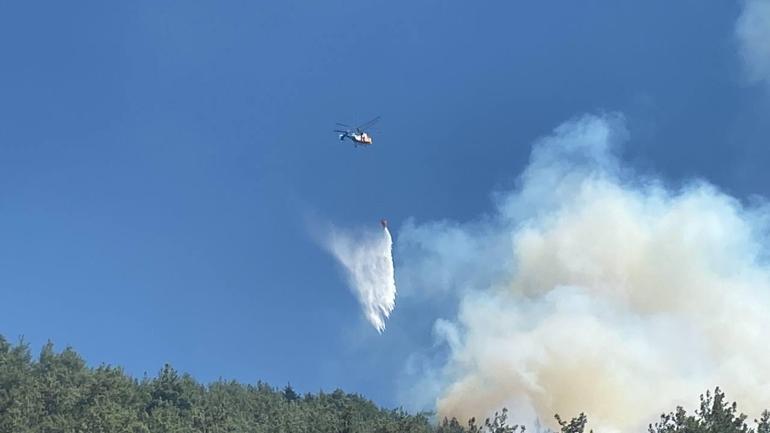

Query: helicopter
left=334, top=116, right=380, bottom=147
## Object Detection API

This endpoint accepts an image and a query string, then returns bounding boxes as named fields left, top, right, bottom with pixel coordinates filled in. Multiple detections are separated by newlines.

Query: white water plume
left=397, top=113, right=770, bottom=433
left=325, top=224, right=397, bottom=333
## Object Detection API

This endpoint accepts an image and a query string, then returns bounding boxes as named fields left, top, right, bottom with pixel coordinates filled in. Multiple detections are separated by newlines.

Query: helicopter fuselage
left=340, top=131, right=373, bottom=146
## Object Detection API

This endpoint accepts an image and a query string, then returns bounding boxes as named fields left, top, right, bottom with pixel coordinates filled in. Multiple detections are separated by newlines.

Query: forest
left=1, top=335, right=768, bottom=433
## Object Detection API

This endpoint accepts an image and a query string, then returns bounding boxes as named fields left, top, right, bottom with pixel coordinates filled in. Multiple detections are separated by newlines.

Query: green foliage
left=555, top=413, right=589, bottom=433
left=756, top=411, right=770, bottom=433
left=2, top=335, right=770, bottom=433
left=0, top=337, right=437, bottom=433
left=282, top=384, right=299, bottom=403
left=437, top=409, right=523, bottom=433
left=437, top=417, right=467, bottom=433
left=649, top=387, right=756, bottom=433
left=483, top=409, right=523, bottom=433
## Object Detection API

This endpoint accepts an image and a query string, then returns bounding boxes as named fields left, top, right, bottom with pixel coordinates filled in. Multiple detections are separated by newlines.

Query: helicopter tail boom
left=334, top=130, right=349, bottom=141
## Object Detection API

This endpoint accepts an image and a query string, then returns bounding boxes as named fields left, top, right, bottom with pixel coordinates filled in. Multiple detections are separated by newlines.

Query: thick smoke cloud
left=736, top=0, right=770, bottom=85
left=397, top=114, right=770, bottom=432
left=325, top=225, right=396, bottom=333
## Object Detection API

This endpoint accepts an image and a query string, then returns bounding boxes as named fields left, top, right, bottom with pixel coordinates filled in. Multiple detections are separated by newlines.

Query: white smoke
left=397, top=113, right=770, bottom=432
left=325, top=225, right=397, bottom=333
left=736, top=0, right=770, bottom=85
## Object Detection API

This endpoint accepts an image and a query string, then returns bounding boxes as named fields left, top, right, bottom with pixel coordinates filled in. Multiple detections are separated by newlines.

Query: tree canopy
left=1, top=335, right=768, bottom=433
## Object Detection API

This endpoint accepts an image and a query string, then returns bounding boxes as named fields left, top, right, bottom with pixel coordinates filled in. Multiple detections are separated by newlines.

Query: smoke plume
left=397, top=113, right=770, bottom=432
left=326, top=225, right=397, bottom=333
left=736, top=0, right=770, bottom=85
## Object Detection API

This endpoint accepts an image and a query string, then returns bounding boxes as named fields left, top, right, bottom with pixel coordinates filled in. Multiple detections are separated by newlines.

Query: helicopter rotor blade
left=355, top=116, right=380, bottom=131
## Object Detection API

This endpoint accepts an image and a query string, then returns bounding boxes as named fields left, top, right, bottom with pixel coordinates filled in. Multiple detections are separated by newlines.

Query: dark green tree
left=555, top=413, right=589, bottom=433
left=282, top=383, right=299, bottom=402
left=487, top=408, right=523, bottom=433
left=756, top=411, right=770, bottom=433
left=649, top=388, right=751, bottom=433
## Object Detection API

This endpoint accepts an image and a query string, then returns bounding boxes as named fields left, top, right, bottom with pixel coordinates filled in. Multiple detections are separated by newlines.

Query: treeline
left=1, top=335, right=769, bottom=433
left=0, top=335, right=431, bottom=433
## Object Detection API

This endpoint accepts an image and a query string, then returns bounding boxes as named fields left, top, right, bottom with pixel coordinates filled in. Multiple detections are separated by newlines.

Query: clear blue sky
left=0, top=0, right=767, bottom=408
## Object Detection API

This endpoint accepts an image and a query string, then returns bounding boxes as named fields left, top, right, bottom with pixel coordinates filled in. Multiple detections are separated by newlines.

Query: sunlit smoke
left=397, top=113, right=770, bottom=432
left=325, top=225, right=397, bottom=333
